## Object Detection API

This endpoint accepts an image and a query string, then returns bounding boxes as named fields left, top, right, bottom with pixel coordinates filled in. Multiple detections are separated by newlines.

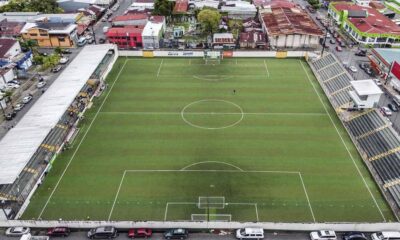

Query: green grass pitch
left=23, top=57, right=395, bottom=222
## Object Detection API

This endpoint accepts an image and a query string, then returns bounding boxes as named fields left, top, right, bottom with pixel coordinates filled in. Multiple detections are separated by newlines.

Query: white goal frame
left=204, top=51, right=222, bottom=64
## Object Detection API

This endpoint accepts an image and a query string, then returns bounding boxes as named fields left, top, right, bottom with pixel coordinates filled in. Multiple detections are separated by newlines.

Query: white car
left=373, top=78, right=383, bottom=86
left=6, top=82, right=20, bottom=89
left=14, top=102, right=24, bottom=111
left=59, top=57, right=69, bottom=64
left=37, top=81, right=46, bottom=89
left=5, top=227, right=30, bottom=236
left=310, top=230, right=337, bottom=240
left=22, top=95, right=33, bottom=104
left=349, top=66, right=358, bottom=73
left=381, top=107, right=393, bottom=116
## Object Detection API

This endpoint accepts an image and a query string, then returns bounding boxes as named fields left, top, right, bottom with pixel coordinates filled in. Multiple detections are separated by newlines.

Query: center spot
left=181, top=99, right=244, bottom=130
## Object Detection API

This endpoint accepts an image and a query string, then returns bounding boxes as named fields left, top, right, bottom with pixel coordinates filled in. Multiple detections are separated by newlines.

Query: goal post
left=198, top=196, right=225, bottom=209
left=204, top=51, right=222, bottom=64
left=191, top=214, right=232, bottom=222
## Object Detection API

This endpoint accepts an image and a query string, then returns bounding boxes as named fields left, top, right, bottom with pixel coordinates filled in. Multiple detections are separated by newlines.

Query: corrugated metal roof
left=0, top=44, right=115, bottom=185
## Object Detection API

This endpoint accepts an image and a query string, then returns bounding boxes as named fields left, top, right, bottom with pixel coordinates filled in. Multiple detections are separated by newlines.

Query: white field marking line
left=298, top=172, right=316, bottom=222
left=108, top=170, right=127, bottom=220
left=181, top=161, right=244, bottom=171
left=263, top=60, right=270, bottom=78
left=99, top=111, right=327, bottom=116
left=38, top=59, right=129, bottom=219
left=157, top=59, right=163, bottom=78
left=164, top=202, right=258, bottom=221
left=299, top=60, right=386, bottom=222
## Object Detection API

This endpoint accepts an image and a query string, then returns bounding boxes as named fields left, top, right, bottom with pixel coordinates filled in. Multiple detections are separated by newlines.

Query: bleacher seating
left=310, top=53, right=400, bottom=214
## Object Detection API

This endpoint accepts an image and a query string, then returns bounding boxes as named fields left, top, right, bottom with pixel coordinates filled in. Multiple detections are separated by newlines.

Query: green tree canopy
left=197, top=9, right=221, bottom=34
left=152, top=0, right=174, bottom=17
left=0, top=0, right=63, bottom=13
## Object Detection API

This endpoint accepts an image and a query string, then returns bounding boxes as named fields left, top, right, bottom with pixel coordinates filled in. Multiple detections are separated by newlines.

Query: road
left=0, top=230, right=334, bottom=240
left=0, top=48, right=81, bottom=140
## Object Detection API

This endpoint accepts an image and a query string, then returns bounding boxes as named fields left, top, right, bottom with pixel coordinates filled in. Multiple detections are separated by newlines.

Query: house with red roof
left=106, top=26, right=144, bottom=49
left=112, top=13, right=149, bottom=26
left=259, top=1, right=323, bottom=49
left=328, top=2, right=400, bottom=47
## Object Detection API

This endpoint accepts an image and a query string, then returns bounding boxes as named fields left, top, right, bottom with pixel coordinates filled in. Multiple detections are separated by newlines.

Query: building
left=0, top=38, right=33, bottom=70
left=0, top=19, right=25, bottom=37
left=112, top=13, right=149, bottom=26
left=259, top=1, right=323, bottom=49
left=57, top=0, right=96, bottom=12
left=213, top=33, right=236, bottom=49
left=328, top=2, right=400, bottom=47
left=220, top=0, right=257, bottom=19
left=239, top=31, right=266, bottom=48
left=142, top=20, right=165, bottom=49
left=129, top=0, right=155, bottom=11
left=21, top=22, right=78, bottom=48
left=0, top=68, right=15, bottom=88
left=348, top=80, right=382, bottom=109
left=106, top=26, right=144, bottom=48
left=369, top=48, right=400, bottom=90
left=173, top=0, right=189, bottom=14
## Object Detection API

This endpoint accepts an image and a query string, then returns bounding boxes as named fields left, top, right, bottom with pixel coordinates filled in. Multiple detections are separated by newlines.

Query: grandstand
left=0, top=44, right=118, bottom=220
left=310, top=53, right=400, bottom=218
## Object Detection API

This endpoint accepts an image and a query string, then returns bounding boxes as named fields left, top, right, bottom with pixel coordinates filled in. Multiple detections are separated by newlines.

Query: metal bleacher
left=310, top=53, right=354, bottom=108
left=309, top=53, right=400, bottom=217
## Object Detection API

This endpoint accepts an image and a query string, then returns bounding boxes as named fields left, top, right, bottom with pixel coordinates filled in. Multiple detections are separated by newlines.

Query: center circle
left=181, top=99, right=244, bottom=130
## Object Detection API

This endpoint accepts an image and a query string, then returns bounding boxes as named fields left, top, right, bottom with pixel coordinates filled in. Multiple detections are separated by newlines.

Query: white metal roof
left=142, top=21, right=163, bottom=36
left=351, top=80, right=383, bottom=96
left=0, top=44, right=115, bottom=185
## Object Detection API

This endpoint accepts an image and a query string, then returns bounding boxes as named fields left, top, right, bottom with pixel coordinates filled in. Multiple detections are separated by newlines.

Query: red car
left=47, top=227, right=70, bottom=237
left=128, top=228, right=152, bottom=238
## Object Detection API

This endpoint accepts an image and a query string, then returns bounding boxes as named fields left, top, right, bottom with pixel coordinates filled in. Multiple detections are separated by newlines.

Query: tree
left=0, top=0, right=63, bottom=13
left=41, top=54, right=60, bottom=70
left=153, top=0, right=174, bottom=17
left=197, top=9, right=221, bottom=34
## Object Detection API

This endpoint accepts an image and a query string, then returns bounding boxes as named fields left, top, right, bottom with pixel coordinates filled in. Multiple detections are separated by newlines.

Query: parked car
left=6, top=82, right=20, bottom=89
left=365, top=68, right=374, bottom=76
left=37, top=81, right=46, bottom=89
left=5, top=227, right=30, bottom=236
left=9, top=80, right=21, bottom=85
left=77, top=37, right=87, bottom=47
left=236, top=228, right=264, bottom=240
left=355, top=49, right=367, bottom=56
left=371, top=232, right=400, bottom=240
left=373, top=78, right=382, bottom=86
left=381, top=107, right=393, bottom=116
left=359, top=63, right=368, bottom=70
left=329, top=39, right=336, bottom=44
left=59, top=57, right=69, bottom=64
left=339, top=41, right=346, bottom=47
left=99, top=38, right=106, bottom=44
left=310, top=230, right=337, bottom=240
left=52, top=65, right=62, bottom=73
left=87, top=226, right=118, bottom=239
left=307, top=5, right=316, bottom=13
left=342, top=232, right=367, bottom=240
left=22, top=95, right=33, bottom=104
left=349, top=66, right=358, bottom=73
left=61, top=48, right=72, bottom=54
left=335, top=46, right=342, bottom=52
left=47, top=227, right=71, bottom=237
left=5, top=111, right=16, bottom=121
left=13, top=102, right=24, bottom=111
left=164, top=229, right=188, bottom=240
left=128, top=228, right=152, bottom=238
left=388, top=103, right=398, bottom=112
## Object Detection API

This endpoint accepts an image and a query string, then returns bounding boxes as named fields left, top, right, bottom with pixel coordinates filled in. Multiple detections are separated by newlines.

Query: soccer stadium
left=11, top=49, right=395, bottom=223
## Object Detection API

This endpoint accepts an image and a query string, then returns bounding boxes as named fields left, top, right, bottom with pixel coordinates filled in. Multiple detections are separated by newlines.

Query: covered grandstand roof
left=0, top=44, right=116, bottom=185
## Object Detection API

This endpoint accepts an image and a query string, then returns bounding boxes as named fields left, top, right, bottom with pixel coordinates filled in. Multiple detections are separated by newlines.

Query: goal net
left=204, top=51, right=222, bottom=64
left=198, top=196, right=225, bottom=209
left=191, top=214, right=232, bottom=222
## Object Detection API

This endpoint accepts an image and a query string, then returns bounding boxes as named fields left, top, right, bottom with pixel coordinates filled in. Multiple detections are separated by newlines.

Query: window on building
left=40, top=34, right=48, bottom=37
left=133, top=37, right=137, bottom=41
left=58, top=37, right=65, bottom=42
left=30, top=33, right=38, bottom=36
left=377, top=37, right=386, bottom=42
